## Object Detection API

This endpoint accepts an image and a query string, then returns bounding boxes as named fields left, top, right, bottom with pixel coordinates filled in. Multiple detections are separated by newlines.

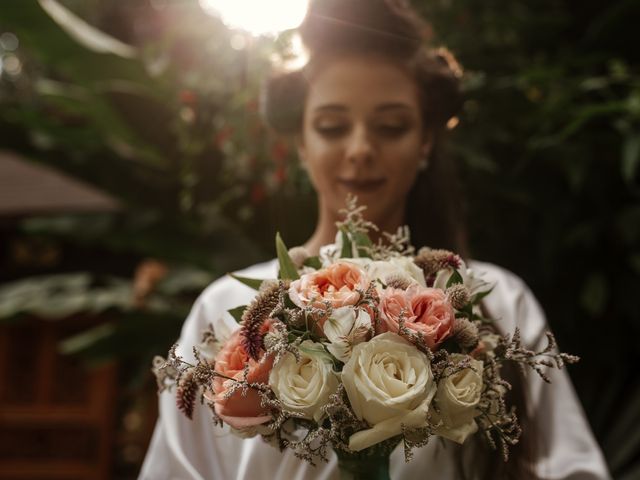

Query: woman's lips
left=337, top=178, right=387, bottom=193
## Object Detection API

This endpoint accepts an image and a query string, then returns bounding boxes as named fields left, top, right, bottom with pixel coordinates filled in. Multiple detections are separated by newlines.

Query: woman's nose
left=345, top=125, right=374, bottom=166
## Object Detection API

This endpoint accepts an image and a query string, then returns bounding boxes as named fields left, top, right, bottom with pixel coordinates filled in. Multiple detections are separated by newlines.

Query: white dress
left=139, top=259, right=611, bottom=480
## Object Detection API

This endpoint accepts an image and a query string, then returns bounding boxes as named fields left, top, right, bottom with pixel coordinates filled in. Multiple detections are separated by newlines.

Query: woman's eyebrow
left=375, top=102, right=414, bottom=112
left=313, top=104, right=348, bottom=113
left=312, top=102, right=415, bottom=115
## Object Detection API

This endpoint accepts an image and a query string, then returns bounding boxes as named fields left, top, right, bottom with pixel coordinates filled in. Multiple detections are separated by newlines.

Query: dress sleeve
left=139, top=260, right=282, bottom=480
left=480, top=262, right=612, bottom=480
left=138, top=293, right=233, bottom=480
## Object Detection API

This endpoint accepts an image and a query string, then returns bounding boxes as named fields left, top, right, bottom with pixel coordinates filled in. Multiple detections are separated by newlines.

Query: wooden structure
left=0, top=317, right=117, bottom=480
left=0, top=150, right=120, bottom=216
left=0, top=152, right=122, bottom=479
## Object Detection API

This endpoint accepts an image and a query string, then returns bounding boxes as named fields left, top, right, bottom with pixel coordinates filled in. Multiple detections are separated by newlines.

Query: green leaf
left=59, top=322, right=116, bottom=355
left=0, top=1, right=150, bottom=85
left=157, top=268, right=214, bottom=295
left=340, top=229, right=352, bottom=258
left=276, top=232, right=299, bottom=280
left=227, top=305, right=247, bottom=323
left=353, top=231, right=373, bottom=258
left=0, top=273, right=133, bottom=319
left=230, top=274, right=264, bottom=290
left=446, top=270, right=464, bottom=288
left=38, top=0, right=136, bottom=58
left=303, top=256, right=322, bottom=270
left=558, top=101, right=628, bottom=140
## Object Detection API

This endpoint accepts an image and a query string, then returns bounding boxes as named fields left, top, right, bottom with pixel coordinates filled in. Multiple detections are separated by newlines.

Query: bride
left=140, top=0, right=610, bottom=478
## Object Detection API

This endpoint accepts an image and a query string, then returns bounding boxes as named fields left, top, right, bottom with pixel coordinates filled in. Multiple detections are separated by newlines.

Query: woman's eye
left=376, top=124, right=410, bottom=137
left=315, top=124, right=348, bottom=137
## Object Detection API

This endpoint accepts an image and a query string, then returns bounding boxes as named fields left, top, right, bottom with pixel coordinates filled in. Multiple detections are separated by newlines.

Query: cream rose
left=342, top=332, right=436, bottom=451
left=432, top=354, right=484, bottom=444
left=349, top=257, right=426, bottom=288
left=269, top=340, right=338, bottom=422
left=323, top=306, right=373, bottom=363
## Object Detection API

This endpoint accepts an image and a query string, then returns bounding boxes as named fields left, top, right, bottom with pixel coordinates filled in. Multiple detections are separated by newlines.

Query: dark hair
left=262, top=5, right=537, bottom=474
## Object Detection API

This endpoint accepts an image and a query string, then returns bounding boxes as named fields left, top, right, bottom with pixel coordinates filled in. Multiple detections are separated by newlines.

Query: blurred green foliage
left=0, top=0, right=638, bottom=477
left=418, top=1, right=640, bottom=477
left=0, top=0, right=314, bottom=389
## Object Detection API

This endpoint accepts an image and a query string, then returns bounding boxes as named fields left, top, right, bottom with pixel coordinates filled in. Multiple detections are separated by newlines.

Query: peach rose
left=210, top=328, right=274, bottom=429
left=289, top=262, right=369, bottom=333
left=377, top=287, right=416, bottom=333
left=379, top=285, right=454, bottom=349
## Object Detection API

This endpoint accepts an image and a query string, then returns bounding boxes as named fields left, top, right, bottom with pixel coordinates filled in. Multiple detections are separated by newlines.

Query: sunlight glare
left=200, top=0, right=309, bottom=35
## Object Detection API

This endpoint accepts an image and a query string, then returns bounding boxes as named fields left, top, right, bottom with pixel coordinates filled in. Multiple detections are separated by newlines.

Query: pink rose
left=289, top=262, right=369, bottom=333
left=379, top=285, right=454, bottom=349
left=209, top=328, right=274, bottom=429
left=377, top=287, right=416, bottom=333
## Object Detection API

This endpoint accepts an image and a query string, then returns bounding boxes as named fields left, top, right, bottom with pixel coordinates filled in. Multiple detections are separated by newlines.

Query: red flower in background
left=179, top=89, right=197, bottom=105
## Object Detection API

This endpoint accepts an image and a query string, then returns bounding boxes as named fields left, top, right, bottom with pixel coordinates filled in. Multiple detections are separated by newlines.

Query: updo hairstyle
left=262, top=0, right=463, bottom=137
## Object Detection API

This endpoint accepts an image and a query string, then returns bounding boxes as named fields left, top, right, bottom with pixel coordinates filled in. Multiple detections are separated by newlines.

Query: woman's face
left=299, top=55, right=428, bottom=228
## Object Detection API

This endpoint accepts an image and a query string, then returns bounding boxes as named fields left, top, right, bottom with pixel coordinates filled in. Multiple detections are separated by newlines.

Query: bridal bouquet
left=153, top=198, right=578, bottom=479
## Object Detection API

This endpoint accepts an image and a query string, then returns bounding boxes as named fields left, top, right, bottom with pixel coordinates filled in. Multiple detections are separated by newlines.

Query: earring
left=418, top=157, right=429, bottom=171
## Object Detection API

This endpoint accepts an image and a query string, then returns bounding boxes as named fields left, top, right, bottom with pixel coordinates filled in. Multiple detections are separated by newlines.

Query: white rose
left=342, top=332, right=436, bottom=451
left=269, top=340, right=338, bottom=423
left=432, top=354, right=484, bottom=444
left=323, top=306, right=373, bottom=363
left=433, top=261, right=493, bottom=297
left=349, top=257, right=426, bottom=288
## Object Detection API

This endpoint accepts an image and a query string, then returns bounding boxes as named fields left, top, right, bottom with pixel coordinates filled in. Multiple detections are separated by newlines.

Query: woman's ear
left=417, top=132, right=434, bottom=171
left=421, top=131, right=434, bottom=158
